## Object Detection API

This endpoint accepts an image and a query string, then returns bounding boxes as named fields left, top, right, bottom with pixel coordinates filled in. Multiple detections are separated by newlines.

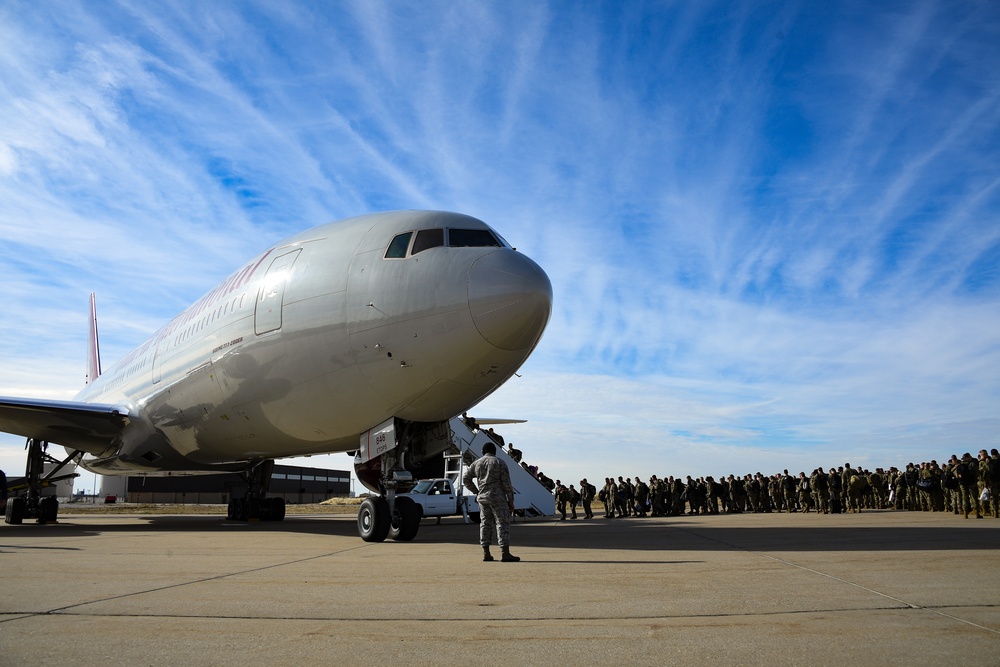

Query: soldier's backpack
left=956, top=461, right=977, bottom=485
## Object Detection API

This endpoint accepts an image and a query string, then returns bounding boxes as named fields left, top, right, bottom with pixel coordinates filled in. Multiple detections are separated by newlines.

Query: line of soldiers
left=588, top=449, right=1000, bottom=520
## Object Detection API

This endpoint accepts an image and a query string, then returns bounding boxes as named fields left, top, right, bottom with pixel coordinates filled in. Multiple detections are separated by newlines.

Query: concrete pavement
left=1, top=509, right=998, bottom=665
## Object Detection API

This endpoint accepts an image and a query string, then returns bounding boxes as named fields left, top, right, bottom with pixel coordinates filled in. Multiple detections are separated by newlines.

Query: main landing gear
left=226, top=459, right=285, bottom=522
left=355, top=451, right=421, bottom=543
left=356, top=494, right=420, bottom=542
left=4, top=439, right=81, bottom=525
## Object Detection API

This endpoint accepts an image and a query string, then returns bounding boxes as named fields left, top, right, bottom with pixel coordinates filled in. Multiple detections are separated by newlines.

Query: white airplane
left=0, top=210, right=552, bottom=541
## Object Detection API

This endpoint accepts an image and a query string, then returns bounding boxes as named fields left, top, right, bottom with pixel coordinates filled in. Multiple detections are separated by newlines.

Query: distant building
left=110, top=464, right=350, bottom=504
left=6, top=462, right=77, bottom=499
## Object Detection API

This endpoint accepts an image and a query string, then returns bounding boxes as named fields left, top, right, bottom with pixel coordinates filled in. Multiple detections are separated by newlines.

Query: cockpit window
left=449, top=228, right=501, bottom=248
left=411, top=228, right=445, bottom=255
left=385, top=232, right=412, bottom=259
left=385, top=227, right=506, bottom=259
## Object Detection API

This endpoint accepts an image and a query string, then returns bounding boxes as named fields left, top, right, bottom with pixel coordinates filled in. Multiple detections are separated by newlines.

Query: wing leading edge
left=0, top=397, right=129, bottom=453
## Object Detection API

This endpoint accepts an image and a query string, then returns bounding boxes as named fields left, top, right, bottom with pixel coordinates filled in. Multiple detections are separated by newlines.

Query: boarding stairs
left=445, top=417, right=555, bottom=523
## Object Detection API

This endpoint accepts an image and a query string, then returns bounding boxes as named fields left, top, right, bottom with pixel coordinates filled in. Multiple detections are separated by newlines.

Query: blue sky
left=1, top=1, right=998, bottom=490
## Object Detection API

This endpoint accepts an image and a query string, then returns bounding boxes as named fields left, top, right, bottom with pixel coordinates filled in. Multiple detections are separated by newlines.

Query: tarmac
left=1, top=508, right=998, bottom=666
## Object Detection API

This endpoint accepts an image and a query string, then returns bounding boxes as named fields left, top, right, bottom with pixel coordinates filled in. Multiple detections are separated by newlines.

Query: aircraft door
left=254, top=249, right=301, bottom=335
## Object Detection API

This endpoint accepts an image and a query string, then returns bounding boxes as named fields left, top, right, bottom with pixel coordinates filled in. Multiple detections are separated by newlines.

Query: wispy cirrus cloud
left=1, top=1, right=998, bottom=484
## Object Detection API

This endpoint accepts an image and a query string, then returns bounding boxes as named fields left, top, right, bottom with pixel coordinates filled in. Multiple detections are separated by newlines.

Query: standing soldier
left=811, top=468, right=829, bottom=514
left=617, top=476, right=632, bottom=517
left=601, top=477, right=616, bottom=518
left=704, top=476, right=719, bottom=514
left=632, top=477, right=648, bottom=517
left=893, top=467, right=906, bottom=510
left=746, top=474, right=761, bottom=513
left=463, top=440, right=519, bottom=562
left=797, top=472, right=812, bottom=513
left=904, top=464, right=919, bottom=510
left=671, top=477, right=684, bottom=516
left=782, top=471, right=797, bottom=512
left=685, top=476, right=699, bottom=515
left=756, top=473, right=772, bottom=513
left=955, top=453, right=982, bottom=519
left=942, top=463, right=959, bottom=514
left=730, top=475, right=746, bottom=513
left=649, top=476, right=664, bottom=517
left=868, top=469, right=883, bottom=509
left=828, top=468, right=842, bottom=514
left=985, top=449, right=1000, bottom=518
left=770, top=474, right=784, bottom=513
left=554, top=482, right=569, bottom=520
left=930, top=461, right=944, bottom=512
left=568, top=484, right=580, bottom=520
left=580, top=478, right=595, bottom=520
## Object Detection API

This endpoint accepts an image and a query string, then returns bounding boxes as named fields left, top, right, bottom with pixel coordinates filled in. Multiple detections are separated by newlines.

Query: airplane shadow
left=3, top=513, right=998, bottom=553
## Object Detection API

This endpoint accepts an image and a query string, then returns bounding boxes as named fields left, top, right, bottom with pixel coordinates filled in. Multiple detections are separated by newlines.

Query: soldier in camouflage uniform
left=634, top=477, right=649, bottom=517
left=580, top=478, right=595, bottom=519
left=827, top=468, right=842, bottom=513
left=811, top=468, right=829, bottom=514
left=904, top=464, right=919, bottom=510
left=954, top=453, right=982, bottom=519
left=942, top=463, right=959, bottom=514
left=601, top=477, right=615, bottom=518
left=868, top=469, right=883, bottom=509
left=671, top=477, right=684, bottom=516
left=745, top=474, right=760, bottom=513
left=984, top=449, right=1000, bottom=518
left=463, top=440, right=520, bottom=562
left=797, top=472, right=813, bottom=513
left=892, top=468, right=906, bottom=510
left=769, top=475, right=784, bottom=512
left=781, top=471, right=797, bottom=512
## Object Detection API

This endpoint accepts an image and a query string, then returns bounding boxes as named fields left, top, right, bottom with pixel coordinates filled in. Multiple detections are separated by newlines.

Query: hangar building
left=102, top=464, right=351, bottom=504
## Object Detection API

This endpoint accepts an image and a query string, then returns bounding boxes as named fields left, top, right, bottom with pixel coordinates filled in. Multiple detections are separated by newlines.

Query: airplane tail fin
left=86, top=292, right=102, bottom=385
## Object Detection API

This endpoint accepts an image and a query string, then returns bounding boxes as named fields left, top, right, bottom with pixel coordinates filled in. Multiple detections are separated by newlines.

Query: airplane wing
left=0, top=396, right=129, bottom=451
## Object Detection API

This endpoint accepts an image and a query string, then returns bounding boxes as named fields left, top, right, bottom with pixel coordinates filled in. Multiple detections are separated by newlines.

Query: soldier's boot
left=963, top=509, right=969, bottom=519
left=483, top=546, right=494, bottom=562
left=500, top=547, right=520, bottom=562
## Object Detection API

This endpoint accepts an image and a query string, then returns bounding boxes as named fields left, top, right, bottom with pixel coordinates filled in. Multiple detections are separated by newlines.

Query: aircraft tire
left=5, top=497, right=24, bottom=525
left=268, top=497, right=286, bottom=521
left=39, top=496, right=59, bottom=523
left=388, top=496, right=420, bottom=541
left=260, top=497, right=286, bottom=521
left=227, top=499, right=243, bottom=521
left=358, top=497, right=390, bottom=542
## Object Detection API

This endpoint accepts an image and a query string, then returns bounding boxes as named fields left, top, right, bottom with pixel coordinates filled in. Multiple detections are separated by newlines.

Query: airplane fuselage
left=73, top=210, right=551, bottom=474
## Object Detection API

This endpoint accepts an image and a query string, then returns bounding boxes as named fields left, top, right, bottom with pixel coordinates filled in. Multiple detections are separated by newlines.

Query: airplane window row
left=384, top=228, right=504, bottom=259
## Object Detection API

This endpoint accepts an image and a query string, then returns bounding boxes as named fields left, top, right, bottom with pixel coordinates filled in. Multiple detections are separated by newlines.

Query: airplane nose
left=468, top=250, right=553, bottom=351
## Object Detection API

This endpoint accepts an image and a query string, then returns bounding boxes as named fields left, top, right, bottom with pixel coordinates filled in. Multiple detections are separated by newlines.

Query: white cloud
left=1, top=1, right=998, bottom=492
